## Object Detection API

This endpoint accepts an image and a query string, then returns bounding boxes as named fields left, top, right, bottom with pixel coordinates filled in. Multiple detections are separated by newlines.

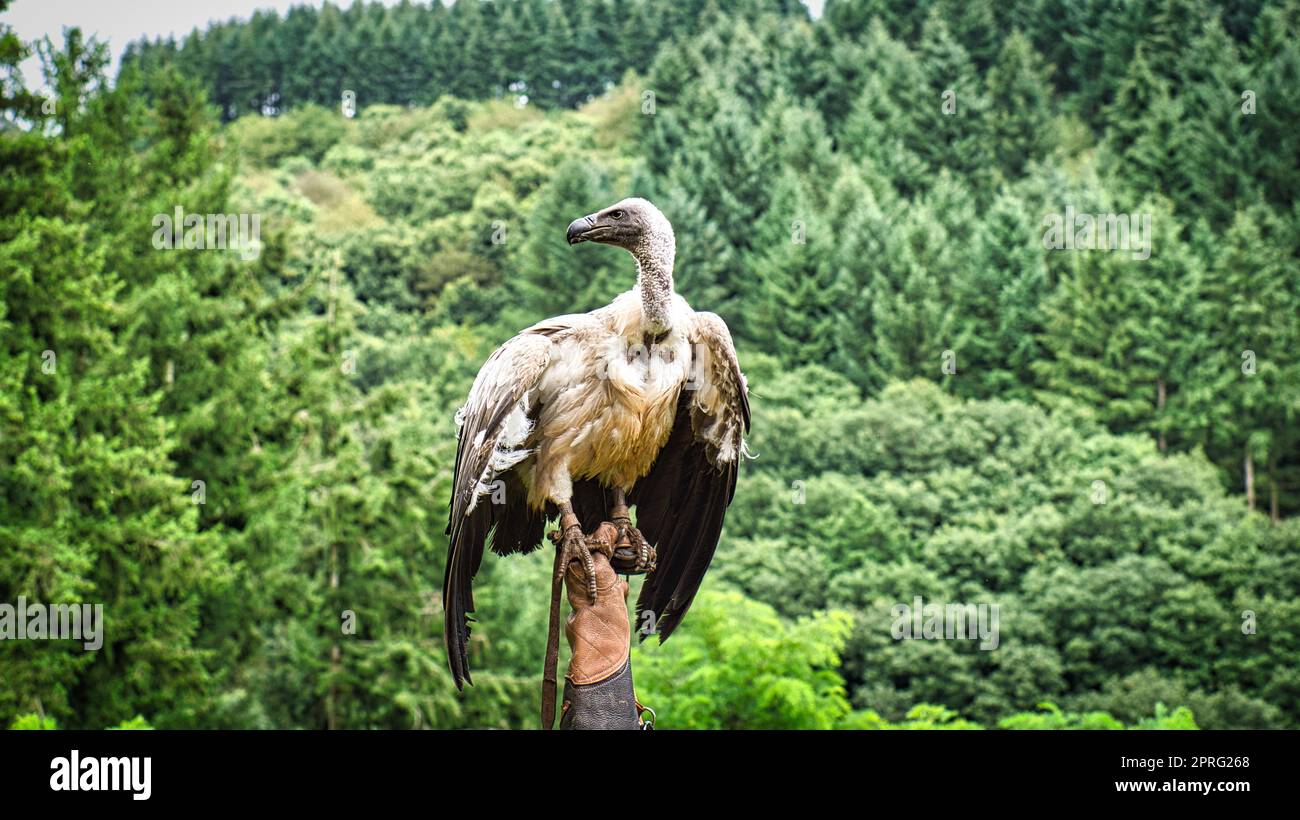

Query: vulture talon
left=555, top=525, right=612, bottom=605
left=619, top=523, right=656, bottom=574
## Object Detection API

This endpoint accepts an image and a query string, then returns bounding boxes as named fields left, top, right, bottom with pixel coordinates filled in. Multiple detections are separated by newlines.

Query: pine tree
left=0, top=32, right=231, bottom=728
left=1188, top=206, right=1300, bottom=518
left=511, top=160, right=622, bottom=320
left=984, top=30, right=1055, bottom=178
left=835, top=21, right=930, bottom=198
left=1101, top=47, right=1188, bottom=203
left=1248, top=3, right=1300, bottom=209
left=1033, top=249, right=1158, bottom=432
left=745, top=168, right=841, bottom=365
left=866, top=190, right=963, bottom=388
left=951, top=187, right=1050, bottom=400
left=1170, top=17, right=1259, bottom=228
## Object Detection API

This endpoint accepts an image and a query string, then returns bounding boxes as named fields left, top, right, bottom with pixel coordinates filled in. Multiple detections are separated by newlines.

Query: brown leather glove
left=563, top=522, right=630, bottom=685
left=560, top=522, right=641, bottom=729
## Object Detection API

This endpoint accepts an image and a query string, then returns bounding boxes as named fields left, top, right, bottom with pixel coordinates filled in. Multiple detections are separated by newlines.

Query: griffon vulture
left=443, top=198, right=750, bottom=689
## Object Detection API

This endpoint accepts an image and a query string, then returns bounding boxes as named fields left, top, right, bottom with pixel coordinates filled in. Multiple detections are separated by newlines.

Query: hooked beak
left=566, top=214, right=596, bottom=245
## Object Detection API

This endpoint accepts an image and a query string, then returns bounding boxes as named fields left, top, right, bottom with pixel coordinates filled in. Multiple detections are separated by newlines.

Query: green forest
left=2, top=0, right=1298, bottom=730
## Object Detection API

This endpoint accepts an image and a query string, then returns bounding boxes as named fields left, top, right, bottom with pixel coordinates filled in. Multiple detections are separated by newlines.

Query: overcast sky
left=5, top=0, right=824, bottom=90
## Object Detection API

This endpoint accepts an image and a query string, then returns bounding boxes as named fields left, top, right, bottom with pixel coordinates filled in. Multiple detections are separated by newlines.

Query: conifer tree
left=951, top=188, right=1050, bottom=400
left=984, top=30, right=1055, bottom=178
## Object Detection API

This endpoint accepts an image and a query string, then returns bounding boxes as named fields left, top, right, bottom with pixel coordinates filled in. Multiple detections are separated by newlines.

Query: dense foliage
left=2, top=0, right=1297, bottom=729
left=121, top=0, right=807, bottom=117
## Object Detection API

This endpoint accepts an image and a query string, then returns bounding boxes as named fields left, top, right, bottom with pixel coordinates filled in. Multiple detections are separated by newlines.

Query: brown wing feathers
left=443, top=337, right=550, bottom=689
left=630, top=388, right=743, bottom=642
left=630, top=315, right=748, bottom=642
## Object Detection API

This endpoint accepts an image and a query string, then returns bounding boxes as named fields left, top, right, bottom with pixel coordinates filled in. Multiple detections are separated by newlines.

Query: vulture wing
left=630, top=311, right=750, bottom=642
left=444, top=330, right=553, bottom=689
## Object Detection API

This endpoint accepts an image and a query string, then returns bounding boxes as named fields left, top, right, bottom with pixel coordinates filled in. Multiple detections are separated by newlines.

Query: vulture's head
left=565, top=197, right=674, bottom=256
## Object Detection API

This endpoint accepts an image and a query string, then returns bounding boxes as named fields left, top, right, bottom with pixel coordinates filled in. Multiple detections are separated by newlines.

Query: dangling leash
left=540, top=539, right=565, bottom=730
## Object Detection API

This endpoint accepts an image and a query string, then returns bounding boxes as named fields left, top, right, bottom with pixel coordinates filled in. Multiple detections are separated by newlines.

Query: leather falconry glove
left=559, top=522, right=641, bottom=729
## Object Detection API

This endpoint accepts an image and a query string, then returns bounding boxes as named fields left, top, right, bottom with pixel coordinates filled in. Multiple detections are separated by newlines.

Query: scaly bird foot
left=550, top=524, right=615, bottom=604
left=613, top=518, right=657, bottom=574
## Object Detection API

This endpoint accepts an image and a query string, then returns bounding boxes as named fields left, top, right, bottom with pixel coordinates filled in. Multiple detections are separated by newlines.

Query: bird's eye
left=610, top=210, right=624, bottom=220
